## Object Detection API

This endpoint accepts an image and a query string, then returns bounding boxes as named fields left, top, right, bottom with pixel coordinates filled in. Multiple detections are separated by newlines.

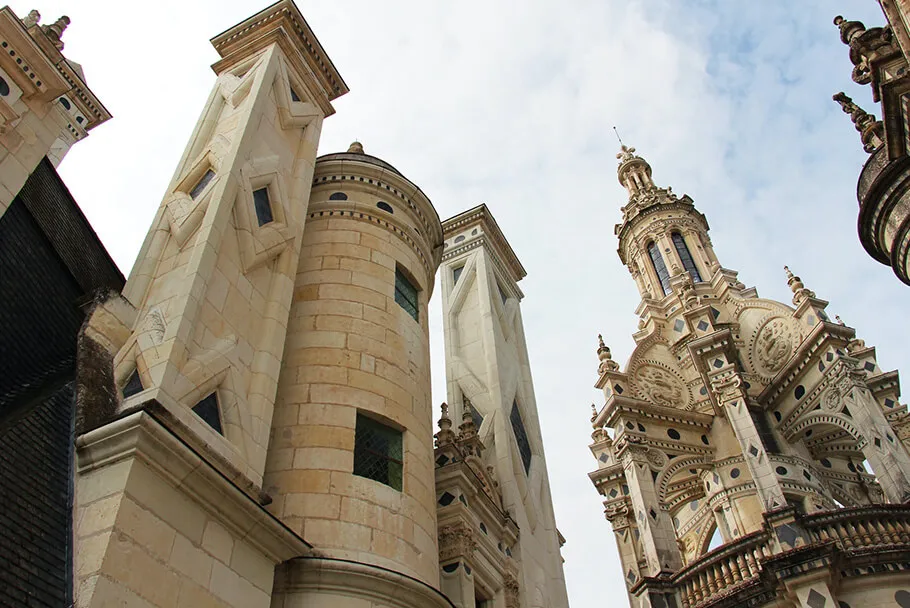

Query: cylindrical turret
left=264, top=143, right=444, bottom=585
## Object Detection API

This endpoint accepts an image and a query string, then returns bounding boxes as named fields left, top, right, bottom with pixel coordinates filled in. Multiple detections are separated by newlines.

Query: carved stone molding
left=438, top=521, right=477, bottom=563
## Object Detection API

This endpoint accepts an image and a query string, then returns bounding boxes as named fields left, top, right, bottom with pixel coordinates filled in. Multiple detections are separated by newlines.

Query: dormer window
left=189, top=169, right=215, bottom=199
left=672, top=232, right=702, bottom=283
left=648, top=242, right=671, bottom=296
left=253, top=187, right=273, bottom=226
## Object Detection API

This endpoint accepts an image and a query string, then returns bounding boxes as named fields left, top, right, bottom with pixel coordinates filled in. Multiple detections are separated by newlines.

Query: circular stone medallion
left=753, top=317, right=795, bottom=376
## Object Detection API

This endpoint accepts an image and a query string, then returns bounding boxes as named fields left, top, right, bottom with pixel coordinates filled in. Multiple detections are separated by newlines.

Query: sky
left=22, top=0, right=907, bottom=604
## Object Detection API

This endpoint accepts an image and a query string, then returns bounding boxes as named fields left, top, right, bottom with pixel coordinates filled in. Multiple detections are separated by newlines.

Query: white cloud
left=21, top=0, right=907, bottom=604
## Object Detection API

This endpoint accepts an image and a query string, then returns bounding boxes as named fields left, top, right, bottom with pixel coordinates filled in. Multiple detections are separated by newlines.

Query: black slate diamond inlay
left=649, top=508, right=658, bottom=521
left=713, top=358, right=724, bottom=369
left=674, top=319, right=685, bottom=332
left=875, top=437, right=882, bottom=448
left=609, top=488, right=618, bottom=498
left=710, top=306, right=721, bottom=320
left=436, top=454, right=450, bottom=467
left=886, top=398, right=896, bottom=408
left=818, top=361, right=825, bottom=372
left=614, top=383, right=624, bottom=394
left=864, top=361, right=876, bottom=372
left=438, top=492, right=456, bottom=506
left=697, top=320, right=709, bottom=331
left=599, top=453, right=609, bottom=463
left=749, top=444, right=759, bottom=458
left=803, top=470, right=812, bottom=481
left=807, top=589, right=826, bottom=608
left=826, top=352, right=834, bottom=362
left=627, top=569, right=637, bottom=584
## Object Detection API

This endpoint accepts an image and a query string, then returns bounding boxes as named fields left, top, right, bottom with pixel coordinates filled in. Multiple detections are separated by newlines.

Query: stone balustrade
left=674, top=531, right=772, bottom=608
left=672, top=505, right=910, bottom=608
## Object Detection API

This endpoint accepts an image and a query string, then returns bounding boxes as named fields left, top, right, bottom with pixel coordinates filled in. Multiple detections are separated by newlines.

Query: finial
left=836, top=315, right=845, bottom=326
left=590, top=403, right=598, bottom=423
left=834, top=15, right=866, bottom=45
left=347, top=141, right=364, bottom=154
left=616, top=144, right=636, bottom=163
left=22, top=10, right=40, bottom=28
left=833, top=92, right=884, bottom=153
left=458, top=401, right=477, bottom=440
left=597, top=334, right=619, bottom=373
left=41, top=15, right=69, bottom=50
left=784, top=265, right=815, bottom=306
left=435, top=402, right=456, bottom=447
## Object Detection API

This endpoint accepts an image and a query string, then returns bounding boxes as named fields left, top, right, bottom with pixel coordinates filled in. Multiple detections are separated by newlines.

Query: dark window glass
left=471, top=406, right=484, bottom=430
left=749, top=407, right=780, bottom=454
left=395, top=267, right=419, bottom=321
left=510, top=401, right=532, bottom=474
left=452, top=265, right=464, bottom=284
left=329, top=191, right=348, bottom=201
left=192, top=393, right=223, bottom=435
left=376, top=201, right=394, bottom=213
left=253, top=187, right=273, bottom=226
left=290, top=87, right=301, bottom=102
left=0, top=76, right=9, bottom=96
left=58, top=96, right=70, bottom=110
left=353, top=414, right=403, bottom=490
left=122, top=369, right=143, bottom=398
left=672, top=232, right=702, bottom=282
left=648, top=242, right=671, bottom=296
left=190, top=169, right=216, bottom=199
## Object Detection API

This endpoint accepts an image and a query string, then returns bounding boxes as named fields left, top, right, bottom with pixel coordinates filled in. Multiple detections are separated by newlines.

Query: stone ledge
left=273, top=556, right=455, bottom=608
left=76, top=410, right=311, bottom=563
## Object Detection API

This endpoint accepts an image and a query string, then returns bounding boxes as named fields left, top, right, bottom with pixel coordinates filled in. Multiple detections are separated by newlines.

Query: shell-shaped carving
left=751, top=316, right=795, bottom=377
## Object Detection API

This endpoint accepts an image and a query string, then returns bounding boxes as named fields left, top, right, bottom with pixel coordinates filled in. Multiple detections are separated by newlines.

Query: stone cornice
left=75, top=410, right=311, bottom=563
left=210, top=0, right=348, bottom=116
left=442, top=204, right=527, bottom=284
left=595, top=394, right=714, bottom=429
left=274, top=557, right=456, bottom=608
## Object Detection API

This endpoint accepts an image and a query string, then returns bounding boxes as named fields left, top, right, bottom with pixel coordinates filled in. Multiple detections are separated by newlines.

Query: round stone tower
left=264, top=142, right=444, bottom=586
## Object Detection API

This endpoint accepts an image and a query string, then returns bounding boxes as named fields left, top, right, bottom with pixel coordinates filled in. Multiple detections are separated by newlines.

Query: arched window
left=648, top=242, right=671, bottom=296
left=672, top=232, right=702, bottom=283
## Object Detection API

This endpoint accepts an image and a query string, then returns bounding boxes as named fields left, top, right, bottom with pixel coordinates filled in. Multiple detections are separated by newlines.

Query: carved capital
left=503, top=570, right=521, bottom=608
left=438, top=522, right=477, bottom=563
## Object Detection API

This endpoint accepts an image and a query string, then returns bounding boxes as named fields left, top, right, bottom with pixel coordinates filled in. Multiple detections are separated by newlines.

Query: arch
left=648, top=241, right=671, bottom=296
left=786, top=411, right=863, bottom=446
left=658, top=455, right=712, bottom=502
left=671, top=232, right=702, bottom=283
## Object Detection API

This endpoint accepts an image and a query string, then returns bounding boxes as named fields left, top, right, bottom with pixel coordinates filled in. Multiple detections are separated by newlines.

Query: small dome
left=347, top=141, right=364, bottom=154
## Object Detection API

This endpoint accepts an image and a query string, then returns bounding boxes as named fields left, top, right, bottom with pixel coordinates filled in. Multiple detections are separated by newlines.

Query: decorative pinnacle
left=590, top=403, right=598, bottom=423
left=834, top=15, right=866, bottom=45
left=833, top=92, right=884, bottom=153
left=347, top=141, right=364, bottom=154
left=41, top=15, right=70, bottom=51
left=597, top=334, right=619, bottom=373
left=435, top=402, right=456, bottom=447
left=784, top=266, right=815, bottom=306
left=616, top=144, right=636, bottom=163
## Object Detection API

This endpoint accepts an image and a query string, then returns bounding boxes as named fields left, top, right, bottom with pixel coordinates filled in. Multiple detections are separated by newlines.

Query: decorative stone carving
left=22, top=10, right=39, bottom=28
left=634, top=364, right=685, bottom=408
left=503, top=570, right=521, bottom=608
left=438, top=522, right=477, bottom=563
left=647, top=448, right=668, bottom=470
left=753, top=317, right=794, bottom=376
left=822, top=388, right=841, bottom=412
left=141, top=307, right=166, bottom=345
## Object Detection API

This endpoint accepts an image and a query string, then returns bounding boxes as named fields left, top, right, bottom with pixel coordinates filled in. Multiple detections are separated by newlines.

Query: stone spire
left=784, top=265, right=815, bottom=306
left=833, top=92, right=884, bottom=153
left=597, top=334, right=619, bottom=374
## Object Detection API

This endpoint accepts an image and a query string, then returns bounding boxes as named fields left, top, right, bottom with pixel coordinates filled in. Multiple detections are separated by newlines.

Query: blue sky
left=25, top=0, right=905, bottom=604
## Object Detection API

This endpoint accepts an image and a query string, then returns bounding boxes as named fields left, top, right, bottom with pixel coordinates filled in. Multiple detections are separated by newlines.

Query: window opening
left=749, top=407, right=780, bottom=453
left=190, top=169, right=216, bottom=199
left=648, top=242, right=671, bottom=296
left=707, top=525, right=723, bottom=552
left=253, top=187, right=273, bottom=226
left=672, top=232, right=702, bottom=282
left=192, top=392, right=223, bottom=435
left=395, top=267, right=419, bottom=321
left=290, top=87, right=301, bottom=102
left=353, top=414, right=403, bottom=490
left=510, top=401, right=532, bottom=474
left=329, top=191, right=348, bottom=201
left=452, top=265, right=464, bottom=285
left=122, top=369, right=143, bottom=398
left=376, top=201, right=394, bottom=214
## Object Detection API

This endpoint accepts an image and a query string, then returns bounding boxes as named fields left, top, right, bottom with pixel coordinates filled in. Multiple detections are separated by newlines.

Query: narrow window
left=192, top=392, right=223, bottom=435
left=672, top=232, right=702, bottom=282
left=647, top=242, right=671, bottom=296
left=452, top=265, right=464, bottom=285
left=253, top=187, right=273, bottom=226
left=376, top=201, right=394, bottom=214
left=395, top=267, right=419, bottom=321
left=329, top=191, right=348, bottom=201
left=290, top=87, right=301, bottom=102
left=510, top=401, right=532, bottom=474
left=190, top=168, right=215, bottom=199
left=353, top=414, right=403, bottom=490
left=122, top=369, right=143, bottom=398
left=498, top=283, right=508, bottom=304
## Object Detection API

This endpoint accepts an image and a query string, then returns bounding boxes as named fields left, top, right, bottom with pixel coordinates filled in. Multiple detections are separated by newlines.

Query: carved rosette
left=752, top=317, right=795, bottom=377
left=633, top=364, right=688, bottom=408
left=438, top=522, right=477, bottom=563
